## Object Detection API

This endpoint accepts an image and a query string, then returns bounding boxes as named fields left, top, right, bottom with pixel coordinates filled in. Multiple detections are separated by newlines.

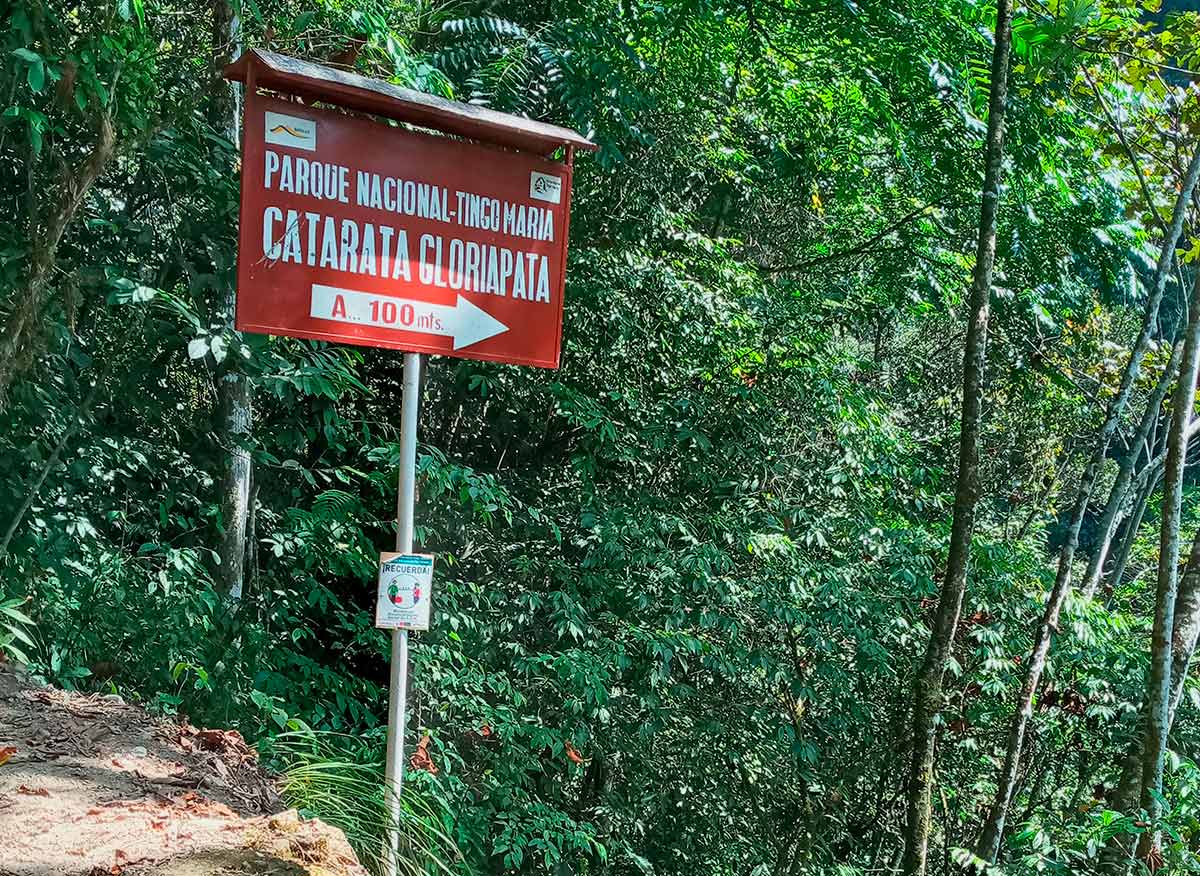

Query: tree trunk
left=244, top=473, right=259, bottom=599
left=1098, top=413, right=1200, bottom=595
left=1107, top=462, right=1159, bottom=591
left=1168, top=530, right=1200, bottom=720
left=1102, top=524, right=1200, bottom=873
left=1081, top=336, right=1182, bottom=598
left=1137, top=269, right=1200, bottom=860
left=972, top=145, right=1200, bottom=864
left=212, top=0, right=251, bottom=599
left=0, top=116, right=115, bottom=406
left=899, top=2, right=1013, bottom=873
left=218, top=377, right=252, bottom=599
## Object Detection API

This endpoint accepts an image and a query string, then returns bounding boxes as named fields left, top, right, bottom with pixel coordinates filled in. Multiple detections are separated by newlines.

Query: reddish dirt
left=0, top=664, right=367, bottom=876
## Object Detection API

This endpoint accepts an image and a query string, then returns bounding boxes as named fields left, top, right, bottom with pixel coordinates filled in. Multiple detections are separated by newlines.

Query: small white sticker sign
left=375, top=552, right=434, bottom=630
left=264, top=111, right=317, bottom=152
left=529, top=171, right=562, bottom=204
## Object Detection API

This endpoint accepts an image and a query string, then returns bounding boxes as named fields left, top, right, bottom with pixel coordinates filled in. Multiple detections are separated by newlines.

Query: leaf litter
left=0, top=663, right=367, bottom=876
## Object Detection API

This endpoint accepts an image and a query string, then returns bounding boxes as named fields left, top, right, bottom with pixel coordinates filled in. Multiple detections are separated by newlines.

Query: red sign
left=235, top=91, right=575, bottom=368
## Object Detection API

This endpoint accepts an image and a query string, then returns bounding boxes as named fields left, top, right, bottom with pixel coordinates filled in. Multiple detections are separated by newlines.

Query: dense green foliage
left=4, top=0, right=1200, bottom=874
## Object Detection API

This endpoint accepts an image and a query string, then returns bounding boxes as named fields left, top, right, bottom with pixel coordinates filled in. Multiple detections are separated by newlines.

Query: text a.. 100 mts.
left=313, top=286, right=445, bottom=333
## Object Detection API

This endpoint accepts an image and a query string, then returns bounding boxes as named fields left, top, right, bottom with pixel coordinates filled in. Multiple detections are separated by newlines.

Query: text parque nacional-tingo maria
left=258, top=150, right=556, bottom=303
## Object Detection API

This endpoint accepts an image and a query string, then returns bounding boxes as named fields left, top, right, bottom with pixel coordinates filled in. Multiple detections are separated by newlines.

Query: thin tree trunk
left=218, top=381, right=252, bottom=599
left=1107, top=463, right=1159, bottom=591
left=0, top=386, right=97, bottom=555
left=1168, top=536, right=1200, bottom=718
left=900, top=3, right=1013, bottom=872
left=1099, top=416, right=1200, bottom=593
left=973, top=146, right=1200, bottom=864
left=1081, top=336, right=1182, bottom=598
left=1137, top=270, right=1200, bottom=860
left=1096, top=411, right=1162, bottom=594
left=0, top=117, right=115, bottom=406
left=1102, top=525, right=1200, bottom=872
left=212, top=0, right=251, bottom=599
left=1014, top=466, right=1060, bottom=543
left=1098, top=444, right=1200, bottom=873
left=244, top=473, right=259, bottom=599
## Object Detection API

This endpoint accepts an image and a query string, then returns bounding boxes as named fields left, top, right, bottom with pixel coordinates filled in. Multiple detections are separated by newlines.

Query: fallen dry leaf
left=409, top=734, right=438, bottom=775
left=0, top=745, right=16, bottom=765
left=109, top=849, right=129, bottom=876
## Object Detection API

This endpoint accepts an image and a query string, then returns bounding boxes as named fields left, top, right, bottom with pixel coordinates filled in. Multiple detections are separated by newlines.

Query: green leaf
left=240, top=0, right=264, bottom=23
left=6, top=624, right=34, bottom=648
left=0, top=603, right=34, bottom=626
left=27, top=61, right=45, bottom=94
left=2, top=642, right=30, bottom=664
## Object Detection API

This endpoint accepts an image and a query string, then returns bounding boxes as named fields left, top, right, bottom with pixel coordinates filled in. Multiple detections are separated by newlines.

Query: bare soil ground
left=0, top=664, right=367, bottom=876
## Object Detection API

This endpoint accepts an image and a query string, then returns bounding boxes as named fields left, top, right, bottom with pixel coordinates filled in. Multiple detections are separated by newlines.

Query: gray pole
left=384, top=351, right=422, bottom=876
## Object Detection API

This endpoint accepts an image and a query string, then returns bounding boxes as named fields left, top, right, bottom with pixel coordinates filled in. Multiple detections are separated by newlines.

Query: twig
left=1083, top=67, right=1168, bottom=236
left=0, top=384, right=98, bottom=556
left=762, top=201, right=963, bottom=274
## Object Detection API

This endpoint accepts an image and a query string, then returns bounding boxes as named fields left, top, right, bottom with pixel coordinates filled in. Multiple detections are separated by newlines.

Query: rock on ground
left=0, top=663, right=368, bottom=876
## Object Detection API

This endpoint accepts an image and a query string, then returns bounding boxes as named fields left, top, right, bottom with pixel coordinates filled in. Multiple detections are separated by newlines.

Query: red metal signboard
left=236, top=89, right=578, bottom=368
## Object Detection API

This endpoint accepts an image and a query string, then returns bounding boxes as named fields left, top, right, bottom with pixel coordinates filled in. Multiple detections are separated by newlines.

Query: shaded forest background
left=4, top=0, right=1200, bottom=874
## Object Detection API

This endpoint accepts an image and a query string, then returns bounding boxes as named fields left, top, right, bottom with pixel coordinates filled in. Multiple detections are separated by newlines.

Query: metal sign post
left=383, top=351, right=421, bottom=876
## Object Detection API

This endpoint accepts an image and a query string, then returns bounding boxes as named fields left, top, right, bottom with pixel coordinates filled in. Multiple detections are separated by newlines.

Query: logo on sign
left=529, top=171, right=562, bottom=204
left=387, top=578, right=422, bottom=606
left=265, top=111, right=316, bottom=152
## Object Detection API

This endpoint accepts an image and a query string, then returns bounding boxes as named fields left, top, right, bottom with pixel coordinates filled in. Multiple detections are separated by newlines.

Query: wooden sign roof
left=224, top=49, right=597, bottom=158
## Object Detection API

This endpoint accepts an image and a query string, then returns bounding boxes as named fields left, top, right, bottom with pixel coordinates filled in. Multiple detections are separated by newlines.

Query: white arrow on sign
left=310, top=284, right=508, bottom=350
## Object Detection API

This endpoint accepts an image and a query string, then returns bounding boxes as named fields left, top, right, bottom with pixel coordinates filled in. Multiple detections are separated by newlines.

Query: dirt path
left=0, top=664, right=367, bottom=876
